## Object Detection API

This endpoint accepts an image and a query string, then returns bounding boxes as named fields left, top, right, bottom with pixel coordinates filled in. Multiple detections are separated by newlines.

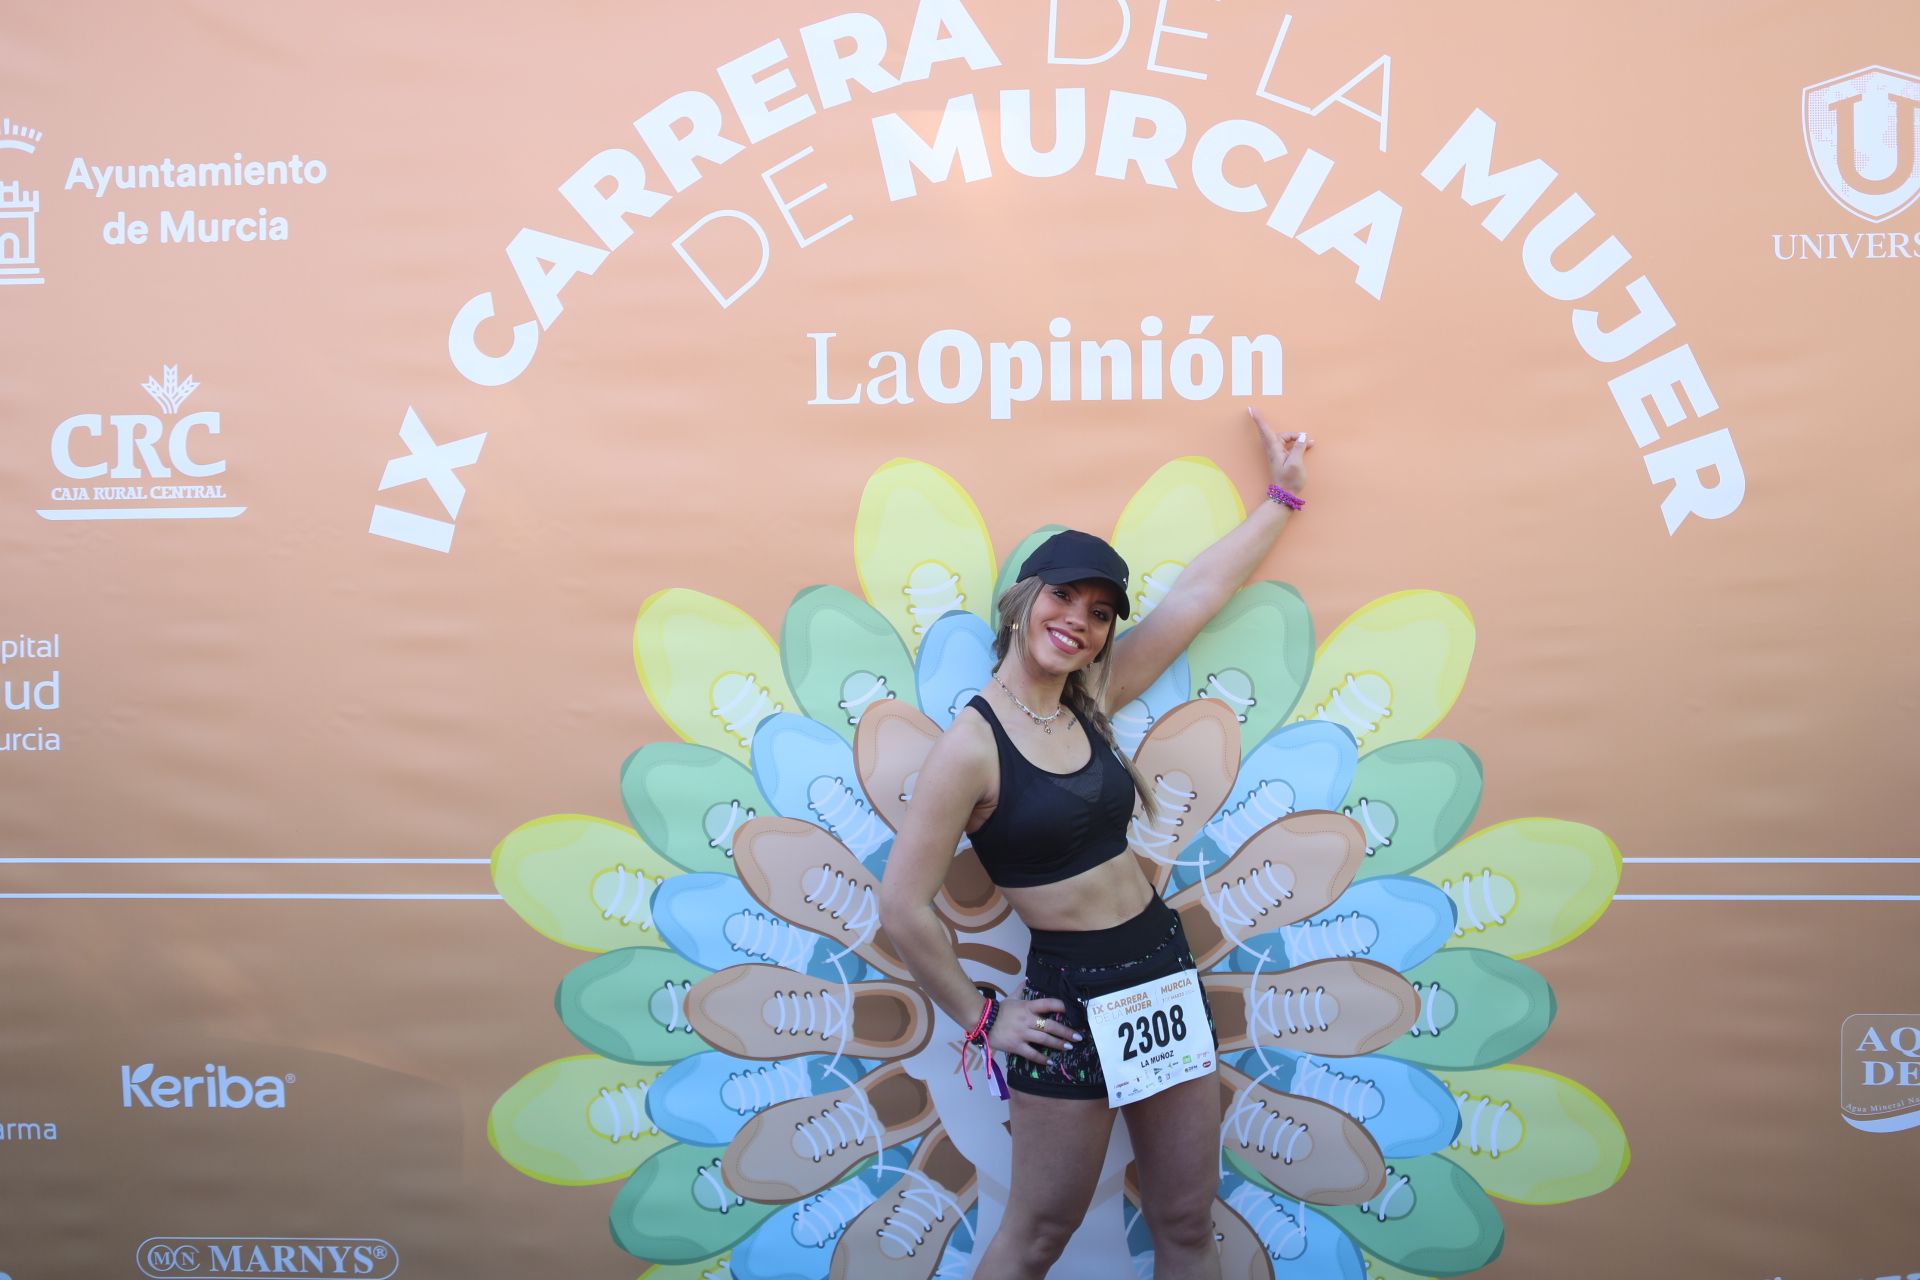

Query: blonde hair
left=992, top=576, right=1157, bottom=818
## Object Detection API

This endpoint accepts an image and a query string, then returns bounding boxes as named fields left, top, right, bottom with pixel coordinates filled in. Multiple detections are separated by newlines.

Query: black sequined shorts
left=1005, top=894, right=1216, bottom=1102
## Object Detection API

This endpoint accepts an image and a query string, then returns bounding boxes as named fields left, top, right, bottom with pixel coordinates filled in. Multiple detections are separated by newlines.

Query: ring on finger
left=1034, top=1017, right=1047, bottom=1031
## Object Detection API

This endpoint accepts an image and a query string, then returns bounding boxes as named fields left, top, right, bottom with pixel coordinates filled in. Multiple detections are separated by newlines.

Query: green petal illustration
left=1322, top=1155, right=1504, bottom=1277
left=1294, top=592, right=1475, bottom=752
left=854, top=458, right=996, bottom=651
left=781, top=585, right=918, bottom=740
left=1185, top=580, right=1315, bottom=751
left=493, top=815, right=680, bottom=952
left=1438, top=1064, right=1630, bottom=1205
left=487, top=1055, right=672, bottom=1185
left=1389, top=950, right=1555, bottom=1071
left=994, top=524, right=1067, bottom=601
left=1343, top=740, right=1484, bottom=880
left=1111, top=456, right=1244, bottom=626
left=611, top=1143, right=779, bottom=1264
left=635, top=588, right=795, bottom=763
left=1417, top=819, right=1621, bottom=959
left=620, top=742, right=767, bottom=874
left=556, top=947, right=710, bottom=1064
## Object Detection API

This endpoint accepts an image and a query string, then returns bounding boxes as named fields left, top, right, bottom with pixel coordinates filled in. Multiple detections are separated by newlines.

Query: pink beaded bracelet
left=1267, top=483, right=1305, bottom=511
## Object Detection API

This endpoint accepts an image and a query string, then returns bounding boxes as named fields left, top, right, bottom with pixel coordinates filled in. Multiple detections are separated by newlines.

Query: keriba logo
left=121, top=1063, right=292, bottom=1110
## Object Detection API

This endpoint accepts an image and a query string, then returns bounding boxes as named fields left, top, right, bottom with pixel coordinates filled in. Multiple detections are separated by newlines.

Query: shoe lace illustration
left=1342, top=795, right=1395, bottom=857
left=1407, top=980, right=1452, bottom=1037
left=770, top=987, right=849, bottom=1042
left=591, top=863, right=660, bottom=928
left=1133, top=560, right=1182, bottom=618
left=725, top=908, right=815, bottom=971
left=836, top=670, right=894, bottom=726
left=791, top=1177, right=879, bottom=1248
left=1208, top=860, right=1296, bottom=930
left=704, top=799, right=755, bottom=856
left=651, top=979, right=695, bottom=1033
left=1357, top=1165, right=1414, bottom=1222
left=721, top=1059, right=814, bottom=1116
left=1250, top=982, right=1332, bottom=1038
left=801, top=862, right=880, bottom=945
left=902, top=562, right=965, bottom=634
left=1289, top=1057, right=1385, bottom=1122
left=1201, top=667, right=1256, bottom=722
left=1440, top=868, right=1511, bottom=934
left=876, top=1167, right=962, bottom=1257
left=691, top=1156, right=747, bottom=1214
left=589, top=1082, right=656, bottom=1141
left=1128, top=772, right=1196, bottom=862
left=710, top=672, right=782, bottom=748
left=1308, top=672, right=1391, bottom=743
left=1452, top=1089, right=1518, bottom=1157
left=1223, top=1085, right=1313, bottom=1165
left=1205, top=780, right=1296, bottom=852
left=1281, top=910, right=1380, bottom=964
left=1223, top=1182, right=1310, bottom=1262
left=793, top=1094, right=879, bottom=1161
left=806, top=776, right=891, bottom=857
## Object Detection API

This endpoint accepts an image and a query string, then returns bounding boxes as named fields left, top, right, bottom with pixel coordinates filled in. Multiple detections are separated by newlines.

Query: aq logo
left=1803, top=66, right=1920, bottom=222
left=1841, top=1014, right=1920, bottom=1133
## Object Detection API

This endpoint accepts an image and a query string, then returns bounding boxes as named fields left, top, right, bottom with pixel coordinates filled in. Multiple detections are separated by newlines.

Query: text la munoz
left=372, top=0, right=1742, bottom=550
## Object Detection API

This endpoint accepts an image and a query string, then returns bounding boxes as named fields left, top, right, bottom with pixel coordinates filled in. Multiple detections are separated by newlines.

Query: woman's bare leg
left=969, top=1088, right=1117, bottom=1278
left=1122, top=1072, right=1225, bottom=1280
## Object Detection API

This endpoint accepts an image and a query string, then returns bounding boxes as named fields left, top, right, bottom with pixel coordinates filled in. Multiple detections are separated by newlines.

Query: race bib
left=1084, top=967, right=1216, bottom=1108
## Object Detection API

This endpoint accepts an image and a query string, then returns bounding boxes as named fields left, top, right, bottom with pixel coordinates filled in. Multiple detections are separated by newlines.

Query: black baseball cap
left=1017, top=530, right=1132, bottom=618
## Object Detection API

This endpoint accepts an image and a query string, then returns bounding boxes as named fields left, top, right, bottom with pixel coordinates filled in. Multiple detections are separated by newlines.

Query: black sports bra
left=964, top=695, right=1136, bottom=888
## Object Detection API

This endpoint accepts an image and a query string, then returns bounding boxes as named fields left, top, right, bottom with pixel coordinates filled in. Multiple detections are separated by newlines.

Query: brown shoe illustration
left=724, top=1062, right=939, bottom=1201
left=733, top=816, right=933, bottom=982
left=1204, top=958, right=1419, bottom=1056
left=1216, top=1062, right=1386, bottom=1204
left=1128, top=699, right=1242, bottom=893
left=854, top=699, right=1012, bottom=932
left=687, top=964, right=932, bottom=1061
left=1168, top=811, right=1367, bottom=969
left=830, top=1123, right=978, bottom=1278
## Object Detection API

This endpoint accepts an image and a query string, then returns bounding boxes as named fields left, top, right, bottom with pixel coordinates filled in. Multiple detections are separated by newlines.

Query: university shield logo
left=1802, top=65, right=1920, bottom=222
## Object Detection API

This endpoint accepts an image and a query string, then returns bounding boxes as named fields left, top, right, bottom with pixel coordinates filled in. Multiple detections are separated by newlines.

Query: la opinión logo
left=120, top=1063, right=292, bottom=1110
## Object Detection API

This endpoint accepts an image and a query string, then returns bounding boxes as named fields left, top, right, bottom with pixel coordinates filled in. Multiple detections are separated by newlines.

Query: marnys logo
left=1841, top=1013, right=1920, bottom=1133
left=39, top=366, right=246, bottom=522
left=121, top=1063, right=292, bottom=1110
left=137, top=1238, right=399, bottom=1280
left=1803, top=66, right=1920, bottom=223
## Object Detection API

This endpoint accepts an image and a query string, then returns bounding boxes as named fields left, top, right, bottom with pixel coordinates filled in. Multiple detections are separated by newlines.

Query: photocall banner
left=3, top=2, right=1917, bottom=1278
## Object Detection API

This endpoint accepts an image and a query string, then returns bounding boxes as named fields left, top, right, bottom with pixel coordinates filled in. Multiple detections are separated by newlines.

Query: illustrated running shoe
left=1169, top=810, right=1367, bottom=969
left=1111, top=654, right=1192, bottom=756
left=492, top=813, right=680, bottom=953
left=1206, top=958, right=1421, bottom=1057
left=1195, top=721, right=1360, bottom=883
left=686, top=964, right=933, bottom=1061
left=732, top=816, right=929, bottom=982
left=653, top=871, right=862, bottom=980
left=910, top=610, right=996, bottom=729
left=782, top=585, right=917, bottom=741
left=487, top=1054, right=672, bottom=1185
left=1385, top=949, right=1555, bottom=1071
left=829, top=1124, right=978, bottom=1278
left=556, top=946, right=711, bottom=1064
left=1229, top=1049, right=1459, bottom=1158
left=1218, top=1171, right=1366, bottom=1278
left=648, top=1051, right=866, bottom=1147
left=853, top=698, right=1008, bottom=933
left=725, top=1061, right=938, bottom=1201
left=1436, top=1063, right=1629, bottom=1204
left=1128, top=698, right=1243, bottom=893
left=1340, top=738, right=1483, bottom=881
left=1110, top=456, right=1244, bottom=626
left=854, top=458, right=996, bottom=651
left=751, top=713, right=895, bottom=860
left=1321, top=1154, right=1504, bottom=1277
left=733, top=1160, right=906, bottom=1279
left=1185, top=581, right=1316, bottom=752
left=1217, top=1062, right=1386, bottom=1204
left=991, top=524, right=1066, bottom=602
left=1413, top=818, right=1620, bottom=959
left=610, top=1141, right=780, bottom=1264
left=1224, top=876, right=1456, bottom=975
left=1292, top=591, right=1476, bottom=753
left=620, top=741, right=768, bottom=875
left=635, top=587, right=795, bottom=762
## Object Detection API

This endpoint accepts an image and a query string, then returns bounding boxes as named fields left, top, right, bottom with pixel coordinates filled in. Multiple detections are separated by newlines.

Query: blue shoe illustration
left=1201, top=721, right=1359, bottom=863
left=653, top=872, right=868, bottom=980
left=620, top=742, right=770, bottom=875
left=751, top=713, right=895, bottom=859
left=912, top=610, right=996, bottom=728
left=731, top=1158, right=906, bottom=1279
left=647, top=1050, right=869, bottom=1147
left=1219, top=1171, right=1367, bottom=1277
left=1225, top=877, right=1456, bottom=975
left=1110, top=654, right=1191, bottom=755
left=1230, top=1048, right=1460, bottom=1158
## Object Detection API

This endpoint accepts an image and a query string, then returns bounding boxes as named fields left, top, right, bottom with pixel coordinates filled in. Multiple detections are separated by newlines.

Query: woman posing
left=878, top=410, right=1313, bottom=1279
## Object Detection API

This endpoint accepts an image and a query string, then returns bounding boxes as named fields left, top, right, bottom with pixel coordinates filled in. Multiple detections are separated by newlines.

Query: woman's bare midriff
left=991, top=850, right=1157, bottom=933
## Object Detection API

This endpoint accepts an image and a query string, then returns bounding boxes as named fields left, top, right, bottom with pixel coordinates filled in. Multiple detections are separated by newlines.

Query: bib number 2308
left=1084, top=968, right=1216, bottom=1108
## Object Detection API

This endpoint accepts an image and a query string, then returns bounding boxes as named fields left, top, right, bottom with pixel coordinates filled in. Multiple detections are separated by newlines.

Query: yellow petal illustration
left=493, top=815, right=681, bottom=953
left=1293, top=591, right=1476, bottom=751
left=487, top=1054, right=672, bottom=1185
left=635, top=588, right=794, bottom=762
left=854, top=459, right=995, bottom=652
left=1437, top=1064, right=1631, bottom=1204
left=1110, top=457, right=1244, bottom=626
left=1418, top=818, right=1621, bottom=959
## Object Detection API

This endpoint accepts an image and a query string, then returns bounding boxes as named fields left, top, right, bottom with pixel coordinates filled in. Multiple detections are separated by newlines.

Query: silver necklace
left=993, top=671, right=1069, bottom=734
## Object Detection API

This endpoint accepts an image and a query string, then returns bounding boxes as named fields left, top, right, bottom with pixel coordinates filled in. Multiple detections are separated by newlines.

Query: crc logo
left=40, top=366, right=245, bottom=522
left=1841, top=1013, right=1920, bottom=1133
left=121, top=1063, right=292, bottom=1110
left=136, top=1238, right=399, bottom=1279
left=1803, top=65, right=1920, bottom=222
